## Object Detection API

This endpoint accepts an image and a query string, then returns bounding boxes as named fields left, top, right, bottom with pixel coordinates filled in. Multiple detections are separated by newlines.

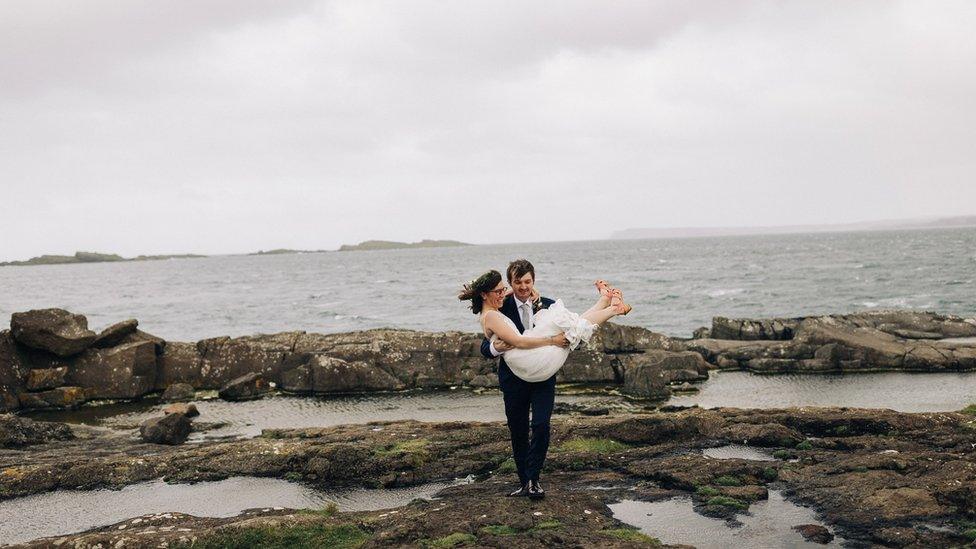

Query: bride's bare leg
left=581, top=305, right=619, bottom=326
left=582, top=294, right=611, bottom=316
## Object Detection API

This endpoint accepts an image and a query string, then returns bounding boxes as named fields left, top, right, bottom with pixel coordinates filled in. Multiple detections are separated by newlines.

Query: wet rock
left=469, top=374, right=497, bottom=388
left=156, top=341, right=204, bottom=389
left=139, top=413, right=192, bottom=445
left=18, top=386, right=87, bottom=409
left=92, top=319, right=138, bottom=348
left=218, top=372, right=271, bottom=401
left=621, top=350, right=708, bottom=399
left=68, top=341, right=157, bottom=399
left=10, top=308, right=96, bottom=357
left=725, top=422, right=803, bottom=447
left=308, top=356, right=403, bottom=393
left=711, top=316, right=800, bottom=341
left=161, top=382, right=195, bottom=402
left=25, top=367, right=68, bottom=391
left=0, top=331, right=28, bottom=412
left=119, top=329, right=167, bottom=355
left=0, top=414, right=73, bottom=448
left=793, top=524, right=834, bottom=544
left=163, top=402, right=199, bottom=418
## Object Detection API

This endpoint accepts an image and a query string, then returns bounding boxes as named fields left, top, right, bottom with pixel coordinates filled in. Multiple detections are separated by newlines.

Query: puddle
left=25, top=391, right=614, bottom=440
left=702, top=444, right=777, bottom=461
left=0, top=476, right=470, bottom=545
left=668, top=370, right=976, bottom=412
left=610, top=490, right=844, bottom=548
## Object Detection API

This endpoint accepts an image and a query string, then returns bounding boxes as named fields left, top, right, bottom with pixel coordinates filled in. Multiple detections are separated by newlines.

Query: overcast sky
left=1, top=1, right=975, bottom=259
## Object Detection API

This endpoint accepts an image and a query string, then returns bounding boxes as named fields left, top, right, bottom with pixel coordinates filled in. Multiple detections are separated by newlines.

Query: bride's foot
left=609, top=288, right=632, bottom=315
left=595, top=280, right=611, bottom=298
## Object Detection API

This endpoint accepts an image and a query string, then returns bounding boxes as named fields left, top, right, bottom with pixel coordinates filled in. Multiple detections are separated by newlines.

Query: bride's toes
left=609, top=288, right=623, bottom=306
left=595, top=280, right=611, bottom=297
left=613, top=301, right=632, bottom=315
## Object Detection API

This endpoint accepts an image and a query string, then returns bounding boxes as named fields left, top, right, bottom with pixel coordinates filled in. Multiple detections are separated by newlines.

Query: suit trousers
left=498, top=360, right=555, bottom=485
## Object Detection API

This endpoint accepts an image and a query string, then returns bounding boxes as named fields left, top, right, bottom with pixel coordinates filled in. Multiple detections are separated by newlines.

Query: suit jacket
left=480, top=294, right=555, bottom=364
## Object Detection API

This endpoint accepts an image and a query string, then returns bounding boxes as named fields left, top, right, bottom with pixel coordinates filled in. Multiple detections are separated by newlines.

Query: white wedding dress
left=490, top=299, right=597, bottom=382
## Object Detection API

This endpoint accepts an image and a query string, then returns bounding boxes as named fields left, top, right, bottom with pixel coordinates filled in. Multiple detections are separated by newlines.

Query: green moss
left=833, top=425, right=850, bottom=436
left=796, top=440, right=813, bottom=451
left=533, top=520, right=563, bottom=530
left=705, top=496, right=749, bottom=510
left=182, top=523, right=368, bottom=549
left=284, top=471, right=303, bottom=481
left=853, top=465, right=868, bottom=473
left=556, top=438, right=630, bottom=454
left=424, top=533, right=477, bottom=547
left=496, top=458, right=516, bottom=474
left=713, top=475, right=742, bottom=486
left=762, top=467, right=779, bottom=481
left=599, top=528, right=661, bottom=545
left=374, top=439, right=431, bottom=467
left=298, top=502, right=339, bottom=517
left=695, top=485, right=720, bottom=497
left=772, top=449, right=792, bottom=460
left=480, top=525, right=518, bottom=536
left=960, top=404, right=976, bottom=416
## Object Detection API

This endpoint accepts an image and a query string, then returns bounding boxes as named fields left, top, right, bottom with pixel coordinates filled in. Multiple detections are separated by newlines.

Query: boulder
left=308, top=356, right=403, bottom=393
left=119, top=329, right=166, bottom=355
left=10, top=308, right=96, bottom=357
left=161, top=382, right=195, bottom=402
left=25, top=367, right=68, bottom=391
left=711, top=316, right=800, bottom=341
left=469, top=374, right=497, bottom=388
left=163, top=402, right=199, bottom=417
left=218, top=372, right=272, bottom=401
left=0, top=414, right=74, bottom=448
left=0, top=330, right=27, bottom=412
left=620, top=357, right=669, bottom=400
left=18, top=386, right=87, bottom=409
left=139, top=413, right=192, bottom=445
left=92, top=319, right=139, bottom=348
left=792, top=524, right=834, bottom=544
left=156, top=341, right=204, bottom=389
left=68, top=341, right=157, bottom=399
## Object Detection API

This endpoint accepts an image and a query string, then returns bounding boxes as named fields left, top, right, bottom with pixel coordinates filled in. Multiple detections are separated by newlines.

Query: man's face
left=510, top=272, right=535, bottom=302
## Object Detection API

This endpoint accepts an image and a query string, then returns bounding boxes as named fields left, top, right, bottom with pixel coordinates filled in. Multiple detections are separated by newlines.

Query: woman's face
left=481, top=281, right=508, bottom=309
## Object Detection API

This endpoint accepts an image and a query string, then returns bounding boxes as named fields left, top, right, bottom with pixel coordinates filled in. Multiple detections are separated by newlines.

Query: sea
left=1, top=227, right=974, bottom=342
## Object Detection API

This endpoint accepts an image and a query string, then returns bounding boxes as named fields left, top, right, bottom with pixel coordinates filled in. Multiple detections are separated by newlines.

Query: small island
left=338, top=239, right=472, bottom=252
left=0, top=251, right=206, bottom=267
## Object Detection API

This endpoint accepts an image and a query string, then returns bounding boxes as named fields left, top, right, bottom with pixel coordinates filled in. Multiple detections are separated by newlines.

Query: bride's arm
left=484, top=312, right=558, bottom=350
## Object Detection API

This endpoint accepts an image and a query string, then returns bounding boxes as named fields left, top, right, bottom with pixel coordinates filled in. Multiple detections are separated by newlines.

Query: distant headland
left=612, top=214, right=976, bottom=240
left=0, top=251, right=206, bottom=267
left=338, top=239, right=472, bottom=252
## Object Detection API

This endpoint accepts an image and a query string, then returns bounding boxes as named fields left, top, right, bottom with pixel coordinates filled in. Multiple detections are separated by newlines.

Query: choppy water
left=610, top=491, right=844, bottom=548
left=1, top=228, right=973, bottom=340
left=0, top=476, right=470, bottom=545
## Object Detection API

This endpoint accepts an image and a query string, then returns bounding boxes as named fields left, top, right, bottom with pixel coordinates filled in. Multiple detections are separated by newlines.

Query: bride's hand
left=529, top=288, right=540, bottom=302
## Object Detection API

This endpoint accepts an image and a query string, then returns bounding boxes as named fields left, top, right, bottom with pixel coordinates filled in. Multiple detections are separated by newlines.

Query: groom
left=481, top=258, right=568, bottom=499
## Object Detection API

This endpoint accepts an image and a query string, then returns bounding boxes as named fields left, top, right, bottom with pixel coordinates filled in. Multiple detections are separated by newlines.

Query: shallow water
left=669, top=370, right=976, bottom=412
left=610, top=491, right=844, bottom=548
left=1, top=228, right=973, bottom=340
left=26, top=391, right=614, bottom=440
left=0, top=476, right=468, bottom=546
left=702, top=444, right=777, bottom=461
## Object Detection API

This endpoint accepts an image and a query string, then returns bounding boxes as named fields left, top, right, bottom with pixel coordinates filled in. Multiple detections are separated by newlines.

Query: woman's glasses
left=487, top=287, right=508, bottom=296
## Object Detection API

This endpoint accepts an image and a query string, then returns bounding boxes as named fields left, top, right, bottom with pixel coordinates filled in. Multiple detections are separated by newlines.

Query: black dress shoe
left=507, top=484, right=529, bottom=497
left=528, top=479, right=545, bottom=499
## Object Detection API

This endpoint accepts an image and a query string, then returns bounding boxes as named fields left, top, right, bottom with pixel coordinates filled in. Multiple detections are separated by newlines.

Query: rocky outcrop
left=620, top=350, right=709, bottom=399
left=6, top=407, right=976, bottom=547
left=10, top=309, right=96, bottom=357
left=218, top=372, right=271, bottom=401
left=0, top=414, right=73, bottom=448
left=161, top=382, right=195, bottom=402
left=690, top=310, right=976, bottom=373
left=68, top=341, right=157, bottom=399
left=139, top=413, right=192, bottom=445
left=91, top=319, right=138, bottom=348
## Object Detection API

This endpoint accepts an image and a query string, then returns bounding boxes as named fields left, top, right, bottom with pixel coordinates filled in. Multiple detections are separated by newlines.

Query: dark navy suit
left=481, top=294, right=556, bottom=485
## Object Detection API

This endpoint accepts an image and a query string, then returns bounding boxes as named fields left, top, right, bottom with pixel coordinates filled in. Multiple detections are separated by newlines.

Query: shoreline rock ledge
left=0, top=308, right=697, bottom=412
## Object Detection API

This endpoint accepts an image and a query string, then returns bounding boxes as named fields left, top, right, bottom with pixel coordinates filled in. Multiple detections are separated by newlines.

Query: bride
left=459, top=270, right=631, bottom=382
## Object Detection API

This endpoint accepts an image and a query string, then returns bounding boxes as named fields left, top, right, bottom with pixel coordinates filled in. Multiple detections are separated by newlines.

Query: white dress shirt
left=488, top=296, right=535, bottom=357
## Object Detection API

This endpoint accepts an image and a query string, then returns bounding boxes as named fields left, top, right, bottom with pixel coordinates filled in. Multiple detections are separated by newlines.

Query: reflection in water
left=0, top=476, right=469, bottom=545
left=610, top=491, right=844, bottom=548
left=669, top=370, right=976, bottom=412
left=702, top=444, right=777, bottom=461
left=26, top=391, right=612, bottom=440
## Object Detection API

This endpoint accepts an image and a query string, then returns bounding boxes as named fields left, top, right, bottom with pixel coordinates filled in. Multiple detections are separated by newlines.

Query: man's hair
left=507, top=259, right=535, bottom=283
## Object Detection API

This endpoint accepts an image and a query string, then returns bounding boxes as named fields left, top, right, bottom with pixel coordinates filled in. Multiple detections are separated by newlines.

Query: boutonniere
left=532, top=296, right=543, bottom=314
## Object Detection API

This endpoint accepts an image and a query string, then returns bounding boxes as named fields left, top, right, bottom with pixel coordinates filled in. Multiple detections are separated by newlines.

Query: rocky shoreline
left=3, top=406, right=976, bottom=547
left=2, top=308, right=974, bottom=415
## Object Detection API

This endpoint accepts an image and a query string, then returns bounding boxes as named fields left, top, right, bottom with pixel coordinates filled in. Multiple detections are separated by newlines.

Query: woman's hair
left=458, top=270, right=502, bottom=314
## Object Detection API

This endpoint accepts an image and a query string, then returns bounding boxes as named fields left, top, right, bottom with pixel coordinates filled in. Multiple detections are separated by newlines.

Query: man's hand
left=552, top=333, right=569, bottom=348
left=494, top=340, right=514, bottom=352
